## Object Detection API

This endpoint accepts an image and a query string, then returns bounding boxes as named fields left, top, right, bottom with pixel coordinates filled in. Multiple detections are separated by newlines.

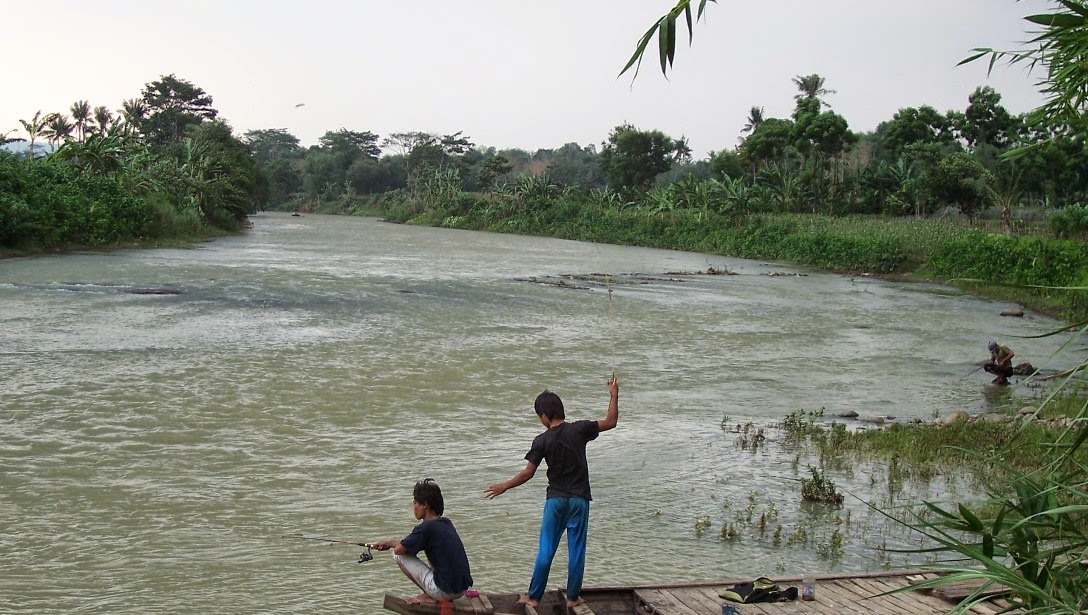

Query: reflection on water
left=0, top=213, right=1076, bottom=613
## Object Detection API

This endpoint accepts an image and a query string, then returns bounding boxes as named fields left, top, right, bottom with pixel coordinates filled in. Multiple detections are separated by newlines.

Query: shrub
left=1048, top=203, right=1088, bottom=239
left=800, top=465, right=844, bottom=505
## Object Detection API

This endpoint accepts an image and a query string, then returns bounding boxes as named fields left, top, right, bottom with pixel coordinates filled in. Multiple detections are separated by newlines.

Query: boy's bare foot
left=516, top=595, right=540, bottom=607
left=566, top=597, right=586, bottom=609
left=405, top=593, right=438, bottom=606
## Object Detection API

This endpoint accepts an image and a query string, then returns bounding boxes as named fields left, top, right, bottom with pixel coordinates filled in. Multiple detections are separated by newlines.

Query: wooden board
left=930, top=579, right=1010, bottom=604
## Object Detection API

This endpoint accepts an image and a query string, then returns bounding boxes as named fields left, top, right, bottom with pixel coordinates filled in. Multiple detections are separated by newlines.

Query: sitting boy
left=374, top=478, right=473, bottom=606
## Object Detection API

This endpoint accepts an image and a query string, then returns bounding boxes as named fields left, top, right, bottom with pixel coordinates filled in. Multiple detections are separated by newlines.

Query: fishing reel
left=357, top=547, right=374, bottom=564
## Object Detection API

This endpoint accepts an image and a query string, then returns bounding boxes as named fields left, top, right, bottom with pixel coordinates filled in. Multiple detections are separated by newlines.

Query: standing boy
left=374, top=478, right=473, bottom=606
left=484, top=377, right=619, bottom=609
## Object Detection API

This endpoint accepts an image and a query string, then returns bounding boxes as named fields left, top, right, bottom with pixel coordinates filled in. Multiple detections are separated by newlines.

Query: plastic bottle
left=802, top=577, right=816, bottom=601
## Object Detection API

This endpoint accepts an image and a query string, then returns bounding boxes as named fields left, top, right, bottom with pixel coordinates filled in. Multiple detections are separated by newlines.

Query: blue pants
left=527, top=497, right=590, bottom=602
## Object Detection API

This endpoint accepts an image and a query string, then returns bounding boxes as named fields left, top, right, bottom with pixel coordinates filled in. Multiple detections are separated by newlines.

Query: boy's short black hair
left=535, top=390, right=565, bottom=421
left=414, top=478, right=444, bottom=516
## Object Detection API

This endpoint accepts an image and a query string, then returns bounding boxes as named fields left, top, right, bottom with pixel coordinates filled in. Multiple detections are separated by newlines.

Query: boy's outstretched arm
left=372, top=538, right=407, bottom=555
left=484, top=462, right=537, bottom=499
left=598, top=376, right=619, bottom=432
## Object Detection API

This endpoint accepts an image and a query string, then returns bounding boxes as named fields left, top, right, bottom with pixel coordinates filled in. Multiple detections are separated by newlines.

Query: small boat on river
left=383, top=570, right=1020, bottom=614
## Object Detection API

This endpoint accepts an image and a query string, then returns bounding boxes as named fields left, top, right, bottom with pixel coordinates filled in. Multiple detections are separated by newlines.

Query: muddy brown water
left=1, top=212, right=1075, bottom=613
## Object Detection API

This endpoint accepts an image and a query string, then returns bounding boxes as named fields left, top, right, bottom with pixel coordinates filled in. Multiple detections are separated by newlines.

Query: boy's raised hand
left=599, top=376, right=619, bottom=432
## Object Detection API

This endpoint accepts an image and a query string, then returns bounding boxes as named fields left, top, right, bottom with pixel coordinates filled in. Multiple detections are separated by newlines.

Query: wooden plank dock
left=384, top=570, right=1021, bottom=615
left=582, top=571, right=1019, bottom=615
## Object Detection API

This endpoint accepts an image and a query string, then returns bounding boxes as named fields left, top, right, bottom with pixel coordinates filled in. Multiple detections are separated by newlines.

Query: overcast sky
left=2, top=0, right=1053, bottom=158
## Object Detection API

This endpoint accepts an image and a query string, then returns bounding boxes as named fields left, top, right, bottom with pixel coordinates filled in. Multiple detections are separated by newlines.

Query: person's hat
left=987, top=340, right=998, bottom=351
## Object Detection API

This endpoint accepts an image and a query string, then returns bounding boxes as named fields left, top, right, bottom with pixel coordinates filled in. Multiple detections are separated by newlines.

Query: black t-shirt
left=525, top=419, right=600, bottom=500
left=399, top=517, right=473, bottom=594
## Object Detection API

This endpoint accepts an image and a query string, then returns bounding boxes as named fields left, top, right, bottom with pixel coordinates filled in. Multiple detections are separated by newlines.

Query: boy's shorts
left=393, top=553, right=464, bottom=601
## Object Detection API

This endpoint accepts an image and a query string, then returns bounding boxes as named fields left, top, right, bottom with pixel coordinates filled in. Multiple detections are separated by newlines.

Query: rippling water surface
left=0, top=213, right=1076, bottom=613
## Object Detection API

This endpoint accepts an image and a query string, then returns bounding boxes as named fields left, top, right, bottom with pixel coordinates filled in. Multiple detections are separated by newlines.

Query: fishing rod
left=959, top=363, right=986, bottom=379
left=282, top=534, right=384, bottom=563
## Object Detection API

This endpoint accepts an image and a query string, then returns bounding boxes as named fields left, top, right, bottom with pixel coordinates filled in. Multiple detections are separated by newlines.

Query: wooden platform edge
left=560, top=590, right=597, bottom=615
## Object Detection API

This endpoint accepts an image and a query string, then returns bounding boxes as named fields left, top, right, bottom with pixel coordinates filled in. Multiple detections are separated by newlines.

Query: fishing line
left=607, top=274, right=616, bottom=380
left=592, top=240, right=618, bottom=380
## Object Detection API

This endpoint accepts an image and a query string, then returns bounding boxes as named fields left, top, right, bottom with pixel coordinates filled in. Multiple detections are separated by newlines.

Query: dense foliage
left=0, top=152, right=149, bottom=248
left=2, top=75, right=265, bottom=253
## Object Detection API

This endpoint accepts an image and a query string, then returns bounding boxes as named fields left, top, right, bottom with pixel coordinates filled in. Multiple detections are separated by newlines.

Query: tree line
left=242, top=74, right=1087, bottom=240
left=4, top=69, right=1088, bottom=253
left=6, top=56, right=1088, bottom=250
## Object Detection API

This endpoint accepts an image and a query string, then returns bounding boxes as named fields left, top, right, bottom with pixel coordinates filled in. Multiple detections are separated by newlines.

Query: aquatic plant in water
left=801, top=465, right=845, bottom=505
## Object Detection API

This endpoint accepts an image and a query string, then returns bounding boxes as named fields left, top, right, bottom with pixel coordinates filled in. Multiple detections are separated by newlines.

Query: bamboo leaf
left=956, top=49, right=991, bottom=66
left=1057, top=0, right=1088, bottom=16
left=684, top=4, right=694, bottom=44
left=992, top=506, right=1006, bottom=536
left=666, top=15, right=677, bottom=66
left=697, top=0, right=713, bottom=20
left=924, top=501, right=960, bottom=520
left=619, top=23, right=660, bottom=77
left=1024, top=12, right=1086, bottom=27
left=621, top=0, right=715, bottom=79
left=658, top=21, right=672, bottom=75
left=959, top=503, right=985, bottom=532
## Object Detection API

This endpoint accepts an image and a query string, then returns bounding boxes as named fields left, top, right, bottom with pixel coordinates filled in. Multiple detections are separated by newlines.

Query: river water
left=0, top=212, right=1075, bottom=613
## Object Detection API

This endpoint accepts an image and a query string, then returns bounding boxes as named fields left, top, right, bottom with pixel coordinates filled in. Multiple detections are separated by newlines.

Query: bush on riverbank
left=0, top=152, right=152, bottom=249
left=0, top=153, right=221, bottom=255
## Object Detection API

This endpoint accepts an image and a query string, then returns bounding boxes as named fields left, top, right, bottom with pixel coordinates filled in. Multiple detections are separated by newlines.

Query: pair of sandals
left=719, top=577, right=799, bottom=604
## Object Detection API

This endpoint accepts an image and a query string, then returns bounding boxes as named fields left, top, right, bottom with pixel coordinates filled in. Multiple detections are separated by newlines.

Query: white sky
left=2, top=0, right=1052, bottom=158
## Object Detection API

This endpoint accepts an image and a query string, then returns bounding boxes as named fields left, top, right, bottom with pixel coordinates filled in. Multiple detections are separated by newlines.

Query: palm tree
left=18, top=110, right=57, bottom=160
left=792, top=73, right=835, bottom=106
left=1, top=129, right=23, bottom=146
left=119, top=98, right=147, bottom=136
left=70, top=100, right=91, bottom=142
left=741, top=106, right=765, bottom=134
left=42, top=113, right=75, bottom=147
left=92, top=105, right=115, bottom=137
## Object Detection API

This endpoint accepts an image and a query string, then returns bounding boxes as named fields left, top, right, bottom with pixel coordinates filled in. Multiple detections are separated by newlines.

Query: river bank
left=0, top=229, right=230, bottom=260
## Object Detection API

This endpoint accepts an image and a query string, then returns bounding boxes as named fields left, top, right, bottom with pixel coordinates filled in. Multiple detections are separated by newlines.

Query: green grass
left=776, top=409, right=1085, bottom=476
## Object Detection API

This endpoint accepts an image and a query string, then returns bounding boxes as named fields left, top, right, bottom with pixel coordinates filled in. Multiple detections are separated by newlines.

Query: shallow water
left=0, top=212, right=1076, bottom=613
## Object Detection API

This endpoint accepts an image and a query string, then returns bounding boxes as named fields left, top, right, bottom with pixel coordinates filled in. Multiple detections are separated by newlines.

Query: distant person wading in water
left=484, top=377, right=619, bottom=610
left=984, top=340, right=1015, bottom=385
